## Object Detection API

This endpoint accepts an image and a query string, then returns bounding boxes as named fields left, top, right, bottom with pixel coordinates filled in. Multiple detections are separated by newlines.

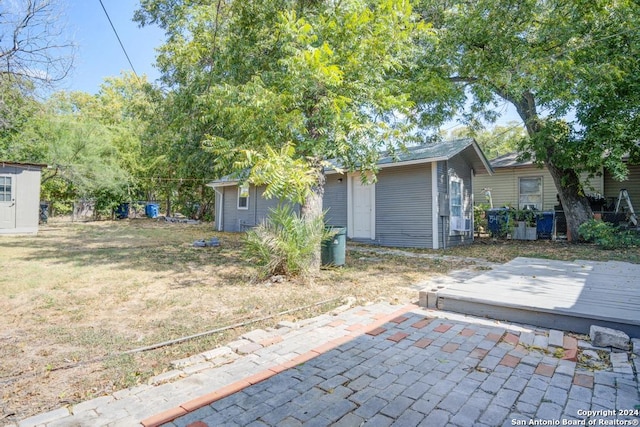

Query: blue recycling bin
left=536, top=212, right=555, bottom=239
left=145, top=203, right=160, bottom=218
left=486, top=208, right=510, bottom=237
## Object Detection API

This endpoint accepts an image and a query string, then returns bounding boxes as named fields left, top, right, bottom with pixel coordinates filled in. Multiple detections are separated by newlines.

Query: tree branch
left=449, top=76, right=478, bottom=83
left=0, top=0, right=75, bottom=86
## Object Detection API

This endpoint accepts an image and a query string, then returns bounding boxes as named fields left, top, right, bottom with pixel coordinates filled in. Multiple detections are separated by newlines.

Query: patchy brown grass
left=1, top=220, right=636, bottom=422
left=0, top=219, right=463, bottom=422
left=443, top=237, right=640, bottom=264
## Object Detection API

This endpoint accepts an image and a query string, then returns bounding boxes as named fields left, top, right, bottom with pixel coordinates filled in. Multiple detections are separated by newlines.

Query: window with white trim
left=519, top=177, right=542, bottom=210
left=450, top=176, right=468, bottom=232
left=0, top=177, right=11, bottom=201
left=237, top=184, right=249, bottom=210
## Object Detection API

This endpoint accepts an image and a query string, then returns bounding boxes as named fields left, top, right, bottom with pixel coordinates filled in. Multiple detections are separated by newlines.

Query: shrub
left=474, top=203, right=490, bottom=234
left=578, top=219, right=640, bottom=249
left=244, top=204, right=331, bottom=279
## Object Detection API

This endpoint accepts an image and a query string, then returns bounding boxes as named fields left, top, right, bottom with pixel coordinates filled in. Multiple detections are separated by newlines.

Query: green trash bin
left=321, top=227, right=346, bottom=266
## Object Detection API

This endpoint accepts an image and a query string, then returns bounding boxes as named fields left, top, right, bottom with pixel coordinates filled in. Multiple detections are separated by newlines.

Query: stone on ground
left=589, top=325, right=630, bottom=350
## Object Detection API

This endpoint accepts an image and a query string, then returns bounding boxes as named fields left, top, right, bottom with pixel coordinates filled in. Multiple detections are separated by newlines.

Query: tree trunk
left=505, top=89, right=592, bottom=241
left=166, top=195, right=172, bottom=217
left=545, top=160, right=592, bottom=241
left=300, top=163, right=326, bottom=274
left=197, top=185, right=207, bottom=220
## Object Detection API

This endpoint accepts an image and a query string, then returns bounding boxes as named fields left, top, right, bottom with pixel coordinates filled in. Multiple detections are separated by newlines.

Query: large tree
left=7, top=73, right=158, bottom=214
left=413, top=0, right=640, bottom=240
left=1, top=0, right=75, bottom=144
left=448, top=123, right=526, bottom=160
left=136, top=0, right=434, bottom=270
left=15, top=91, right=135, bottom=210
left=0, top=76, right=37, bottom=144
left=0, top=0, right=75, bottom=85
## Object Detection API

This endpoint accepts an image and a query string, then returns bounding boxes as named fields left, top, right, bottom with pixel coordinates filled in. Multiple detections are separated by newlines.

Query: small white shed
left=0, top=161, right=46, bottom=235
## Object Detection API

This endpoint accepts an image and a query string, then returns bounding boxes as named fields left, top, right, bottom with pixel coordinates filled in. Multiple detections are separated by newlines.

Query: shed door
left=350, top=173, right=375, bottom=239
left=0, top=175, right=16, bottom=229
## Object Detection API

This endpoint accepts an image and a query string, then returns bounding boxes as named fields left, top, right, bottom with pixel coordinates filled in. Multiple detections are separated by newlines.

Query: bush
left=474, top=203, right=490, bottom=234
left=578, top=219, right=640, bottom=249
left=244, top=204, right=330, bottom=279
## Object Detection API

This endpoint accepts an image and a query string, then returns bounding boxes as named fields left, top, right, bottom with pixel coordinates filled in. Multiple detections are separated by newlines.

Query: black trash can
left=39, top=202, right=49, bottom=224
left=321, top=227, right=346, bottom=267
left=115, top=203, right=130, bottom=219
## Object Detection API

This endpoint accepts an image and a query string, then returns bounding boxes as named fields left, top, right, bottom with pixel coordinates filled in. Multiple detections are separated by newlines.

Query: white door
left=350, top=173, right=375, bottom=239
left=0, top=175, right=15, bottom=229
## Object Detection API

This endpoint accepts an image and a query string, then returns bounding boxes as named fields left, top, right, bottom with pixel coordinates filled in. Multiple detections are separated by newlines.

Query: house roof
left=207, top=138, right=493, bottom=187
left=0, top=161, right=47, bottom=170
left=489, top=152, right=534, bottom=168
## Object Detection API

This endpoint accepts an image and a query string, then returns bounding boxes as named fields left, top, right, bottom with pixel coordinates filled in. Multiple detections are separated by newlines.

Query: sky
left=61, top=1, right=522, bottom=129
left=63, top=1, right=164, bottom=94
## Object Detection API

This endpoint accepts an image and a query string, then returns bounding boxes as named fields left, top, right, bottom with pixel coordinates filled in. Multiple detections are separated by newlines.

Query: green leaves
left=239, top=144, right=316, bottom=205
left=0, top=73, right=164, bottom=212
left=139, top=0, right=427, bottom=203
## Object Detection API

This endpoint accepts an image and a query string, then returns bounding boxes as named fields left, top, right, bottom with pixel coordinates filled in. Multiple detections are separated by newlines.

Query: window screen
left=519, top=177, right=542, bottom=210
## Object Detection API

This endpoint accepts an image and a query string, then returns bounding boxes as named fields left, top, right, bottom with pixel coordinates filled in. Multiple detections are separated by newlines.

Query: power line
left=97, top=0, right=140, bottom=79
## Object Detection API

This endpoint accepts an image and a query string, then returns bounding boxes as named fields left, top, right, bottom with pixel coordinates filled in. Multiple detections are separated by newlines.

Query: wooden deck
left=421, top=257, right=640, bottom=337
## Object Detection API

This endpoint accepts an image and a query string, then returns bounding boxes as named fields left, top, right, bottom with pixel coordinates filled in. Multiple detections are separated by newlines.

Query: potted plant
left=513, top=209, right=538, bottom=240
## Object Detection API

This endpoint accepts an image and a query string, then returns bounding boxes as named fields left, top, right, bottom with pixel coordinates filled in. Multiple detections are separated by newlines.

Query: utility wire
left=97, top=0, right=140, bottom=79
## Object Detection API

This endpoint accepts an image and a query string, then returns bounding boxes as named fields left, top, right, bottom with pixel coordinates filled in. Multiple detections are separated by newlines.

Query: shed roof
left=0, top=161, right=47, bottom=170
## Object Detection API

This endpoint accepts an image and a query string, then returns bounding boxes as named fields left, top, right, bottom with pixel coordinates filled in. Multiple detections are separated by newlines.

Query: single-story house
left=0, top=161, right=47, bottom=235
left=208, top=138, right=493, bottom=249
left=473, top=152, right=639, bottom=213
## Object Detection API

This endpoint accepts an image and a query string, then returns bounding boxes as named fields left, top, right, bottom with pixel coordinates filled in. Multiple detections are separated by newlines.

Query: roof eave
left=469, top=141, right=494, bottom=175
left=0, top=161, right=48, bottom=169
left=207, top=181, right=239, bottom=188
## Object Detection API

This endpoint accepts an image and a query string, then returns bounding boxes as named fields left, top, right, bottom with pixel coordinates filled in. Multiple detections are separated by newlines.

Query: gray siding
left=254, top=186, right=282, bottom=224
left=219, top=184, right=298, bottom=232
left=323, top=175, right=347, bottom=228
left=222, top=186, right=256, bottom=231
left=375, top=163, right=433, bottom=248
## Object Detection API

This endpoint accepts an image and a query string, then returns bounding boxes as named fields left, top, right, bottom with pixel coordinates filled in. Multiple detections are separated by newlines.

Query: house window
left=0, top=177, right=12, bottom=201
left=450, top=176, right=467, bottom=232
left=237, top=184, right=249, bottom=210
left=519, top=177, right=542, bottom=210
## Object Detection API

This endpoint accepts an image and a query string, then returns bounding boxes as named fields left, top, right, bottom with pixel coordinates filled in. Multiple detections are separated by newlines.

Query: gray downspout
left=253, top=186, right=258, bottom=226
left=213, top=187, right=224, bottom=231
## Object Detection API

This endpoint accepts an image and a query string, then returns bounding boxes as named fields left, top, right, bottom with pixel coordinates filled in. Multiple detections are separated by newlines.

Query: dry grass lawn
left=0, top=219, right=464, bottom=422
left=1, top=219, right=637, bottom=422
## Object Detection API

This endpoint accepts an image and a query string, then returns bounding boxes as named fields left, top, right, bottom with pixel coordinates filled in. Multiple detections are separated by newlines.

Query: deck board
left=430, top=257, right=640, bottom=336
